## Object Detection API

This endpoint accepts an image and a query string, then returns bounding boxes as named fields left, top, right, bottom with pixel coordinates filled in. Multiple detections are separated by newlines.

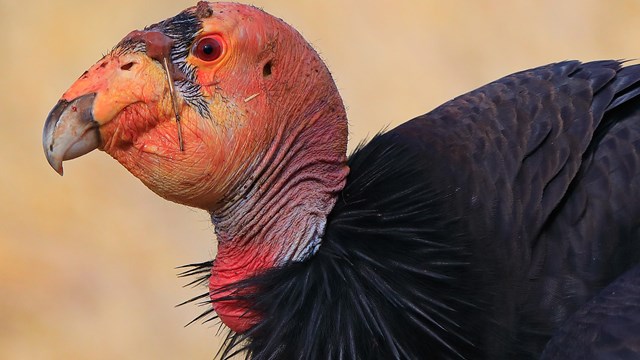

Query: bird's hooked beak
left=41, top=1, right=347, bottom=211
left=42, top=29, right=183, bottom=176
left=43, top=94, right=100, bottom=175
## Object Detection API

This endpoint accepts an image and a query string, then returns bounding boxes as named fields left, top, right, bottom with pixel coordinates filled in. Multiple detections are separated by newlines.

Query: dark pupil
left=202, top=43, right=214, bottom=55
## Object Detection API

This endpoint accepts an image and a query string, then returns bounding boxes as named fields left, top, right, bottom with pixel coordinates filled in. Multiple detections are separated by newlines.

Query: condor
left=43, top=2, right=640, bottom=359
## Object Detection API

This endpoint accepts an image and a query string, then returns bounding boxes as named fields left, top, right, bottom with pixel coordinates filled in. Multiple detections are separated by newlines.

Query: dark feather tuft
left=196, top=135, right=489, bottom=360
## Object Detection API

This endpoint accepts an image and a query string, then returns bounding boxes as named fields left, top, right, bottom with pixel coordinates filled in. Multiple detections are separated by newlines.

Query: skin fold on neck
left=208, top=98, right=349, bottom=333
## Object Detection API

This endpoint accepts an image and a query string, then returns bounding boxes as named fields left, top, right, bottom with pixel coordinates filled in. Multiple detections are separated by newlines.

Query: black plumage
left=540, top=264, right=640, bottom=359
left=181, top=60, right=640, bottom=359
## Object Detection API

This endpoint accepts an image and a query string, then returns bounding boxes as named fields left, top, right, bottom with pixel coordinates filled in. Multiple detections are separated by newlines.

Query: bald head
left=44, top=1, right=348, bottom=211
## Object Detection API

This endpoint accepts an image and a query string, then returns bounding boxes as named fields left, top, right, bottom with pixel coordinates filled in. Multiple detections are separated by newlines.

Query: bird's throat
left=207, top=121, right=349, bottom=333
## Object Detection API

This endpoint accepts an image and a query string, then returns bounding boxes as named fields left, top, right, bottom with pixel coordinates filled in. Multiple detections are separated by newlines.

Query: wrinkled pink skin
left=54, top=2, right=349, bottom=333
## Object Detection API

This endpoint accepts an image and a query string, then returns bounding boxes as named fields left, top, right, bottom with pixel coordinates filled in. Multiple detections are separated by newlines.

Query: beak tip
left=54, top=163, right=64, bottom=176
left=44, top=150, right=64, bottom=176
left=42, top=93, right=99, bottom=176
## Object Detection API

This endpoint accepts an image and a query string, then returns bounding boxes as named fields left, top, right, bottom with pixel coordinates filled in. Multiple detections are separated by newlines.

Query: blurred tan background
left=2, top=0, right=640, bottom=358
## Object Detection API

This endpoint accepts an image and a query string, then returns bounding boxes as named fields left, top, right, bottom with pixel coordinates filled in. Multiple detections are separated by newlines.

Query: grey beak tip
left=45, top=156, right=63, bottom=175
left=42, top=93, right=100, bottom=175
left=45, top=153, right=64, bottom=176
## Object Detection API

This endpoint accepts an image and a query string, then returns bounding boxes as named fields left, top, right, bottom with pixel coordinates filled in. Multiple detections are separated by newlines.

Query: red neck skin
left=208, top=109, right=349, bottom=333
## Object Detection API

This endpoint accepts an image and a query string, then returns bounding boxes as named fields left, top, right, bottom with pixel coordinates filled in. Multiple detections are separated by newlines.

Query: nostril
left=120, top=62, right=136, bottom=71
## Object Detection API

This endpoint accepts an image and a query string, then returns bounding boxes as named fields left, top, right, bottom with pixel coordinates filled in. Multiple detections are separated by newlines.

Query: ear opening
left=263, top=61, right=273, bottom=77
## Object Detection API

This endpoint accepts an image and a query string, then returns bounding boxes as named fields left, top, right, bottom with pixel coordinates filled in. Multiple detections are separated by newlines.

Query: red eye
left=192, top=35, right=224, bottom=62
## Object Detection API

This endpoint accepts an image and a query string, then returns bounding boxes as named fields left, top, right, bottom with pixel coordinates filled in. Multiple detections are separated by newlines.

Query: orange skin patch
left=209, top=241, right=273, bottom=332
left=56, top=2, right=349, bottom=333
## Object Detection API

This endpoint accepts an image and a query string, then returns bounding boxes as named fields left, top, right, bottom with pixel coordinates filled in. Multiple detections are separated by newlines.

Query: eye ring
left=192, top=35, right=224, bottom=62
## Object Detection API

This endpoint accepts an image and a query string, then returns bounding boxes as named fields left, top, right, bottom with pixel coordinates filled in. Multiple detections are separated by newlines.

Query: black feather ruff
left=181, top=134, right=491, bottom=359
